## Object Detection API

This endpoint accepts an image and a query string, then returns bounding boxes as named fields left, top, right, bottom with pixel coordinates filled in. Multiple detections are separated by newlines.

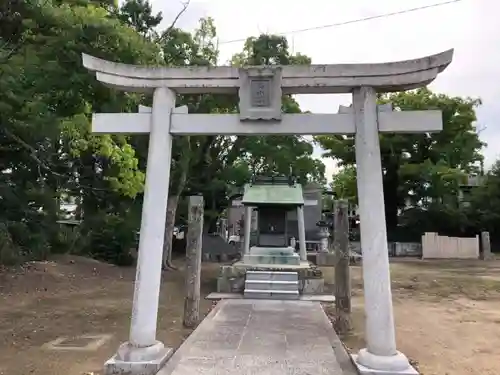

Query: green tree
left=117, top=0, right=163, bottom=37
left=331, top=166, right=357, bottom=202
left=160, top=32, right=326, bottom=270
left=230, top=34, right=325, bottom=185
left=315, top=88, right=484, bottom=236
left=157, top=17, right=240, bottom=269
left=468, top=161, right=500, bottom=247
left=0, top=0, right=160, bottom=263
left=230, top=35, right=311, bottom=66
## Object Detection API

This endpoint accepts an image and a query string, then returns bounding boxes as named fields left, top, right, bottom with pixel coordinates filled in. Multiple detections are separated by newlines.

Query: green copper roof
left=241, top=183, right=304, bottom=205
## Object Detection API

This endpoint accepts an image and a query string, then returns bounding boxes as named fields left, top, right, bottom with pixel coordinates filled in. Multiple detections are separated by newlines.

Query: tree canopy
left=1, top=0, right=162, bottom=263
left=1, top=0, right=497, bottom=266
left=0, top=0, right=326, bottom=266
left=317, top=88, right=486, bottom=240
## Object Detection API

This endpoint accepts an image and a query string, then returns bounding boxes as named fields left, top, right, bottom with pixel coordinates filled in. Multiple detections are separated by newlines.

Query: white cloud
left=152, top=0, right=499, bottom=177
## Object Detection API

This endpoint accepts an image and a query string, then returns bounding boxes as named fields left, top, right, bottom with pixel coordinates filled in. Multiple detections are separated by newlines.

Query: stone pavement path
left=158, top=299, right=358, bottom=375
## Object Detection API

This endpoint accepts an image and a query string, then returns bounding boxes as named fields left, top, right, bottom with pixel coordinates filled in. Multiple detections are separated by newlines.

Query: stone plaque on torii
left=82, top=49, right=453, bottom=375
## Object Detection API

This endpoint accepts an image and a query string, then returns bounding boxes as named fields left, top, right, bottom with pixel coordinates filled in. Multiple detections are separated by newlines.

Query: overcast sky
left=149, top=0, right=498, bottom=179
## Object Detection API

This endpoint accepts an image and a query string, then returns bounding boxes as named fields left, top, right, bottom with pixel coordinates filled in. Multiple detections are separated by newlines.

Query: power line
left=218, top=0, right=463, bottom=45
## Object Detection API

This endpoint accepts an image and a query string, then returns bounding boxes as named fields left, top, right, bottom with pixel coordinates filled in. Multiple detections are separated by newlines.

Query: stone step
left=245, top=280, right=299, bottom=291
left=245, top=271, right=298, bottom=282
left=242, top=254, right=301, bottom=266
left=243, top=289, right=299, bottom=300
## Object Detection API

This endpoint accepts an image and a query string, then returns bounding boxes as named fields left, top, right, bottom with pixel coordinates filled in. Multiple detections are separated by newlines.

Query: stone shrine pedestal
left=217, top=261, right=324, bottom=295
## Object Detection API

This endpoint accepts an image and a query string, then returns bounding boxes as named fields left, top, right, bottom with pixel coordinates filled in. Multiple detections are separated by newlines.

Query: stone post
left=108, top=87, right=175, bottom=374
left=334, top=199, right=351, bottom=335
left=352, top=87, right=411, bottom=372
left=481, top=231, right=492, bottom=260
left=183, top=195, right=204, bottom=328
left=317, top=224, right=330, bottom=253
left=243, top=206, right=252, bottom=254
left=297, top=205, right=307, bottom=261
left=220, top=218, right=227, bottom=241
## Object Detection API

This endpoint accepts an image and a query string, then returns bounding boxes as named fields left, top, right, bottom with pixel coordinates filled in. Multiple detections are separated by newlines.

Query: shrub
left=51, top=223, right=86, bottom=254
left=81, top=212, right=138, bottom=266
left=0, top=222, right=19, bottom=265
left=0, top=220, right=51, bottom=264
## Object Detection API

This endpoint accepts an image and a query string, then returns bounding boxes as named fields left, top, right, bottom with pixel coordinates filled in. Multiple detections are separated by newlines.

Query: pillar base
left=352, top=349, right=418, bottom=375
left=104, top=341, right=173, bottom=375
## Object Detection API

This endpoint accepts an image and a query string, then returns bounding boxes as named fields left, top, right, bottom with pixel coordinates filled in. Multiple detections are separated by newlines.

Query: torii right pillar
left=352, top=87, right=417, bottom=374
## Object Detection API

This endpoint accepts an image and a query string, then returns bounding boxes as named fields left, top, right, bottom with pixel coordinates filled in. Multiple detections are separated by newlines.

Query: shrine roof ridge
left=251, top=175, right=296, bottom=186
left=81, top=49, right=454, bottom=94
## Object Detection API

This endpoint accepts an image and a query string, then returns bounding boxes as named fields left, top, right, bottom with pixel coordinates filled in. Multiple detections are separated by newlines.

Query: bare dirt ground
left=1, top=256, right=500, bottom=375
left=323, top=258, right=500, bottom=375
left=0, top=255, right=219, bottom=375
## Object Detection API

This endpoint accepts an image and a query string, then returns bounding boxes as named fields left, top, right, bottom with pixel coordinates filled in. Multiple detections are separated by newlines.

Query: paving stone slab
left=158, top=299, right=355, bottom=375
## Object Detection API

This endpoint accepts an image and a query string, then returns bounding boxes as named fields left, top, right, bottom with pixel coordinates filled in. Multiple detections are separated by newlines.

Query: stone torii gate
left=82, top=49, right=453, bottom=375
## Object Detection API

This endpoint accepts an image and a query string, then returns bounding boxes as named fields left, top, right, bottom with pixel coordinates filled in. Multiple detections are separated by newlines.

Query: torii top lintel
left=81, top=49, right=453, bottom=95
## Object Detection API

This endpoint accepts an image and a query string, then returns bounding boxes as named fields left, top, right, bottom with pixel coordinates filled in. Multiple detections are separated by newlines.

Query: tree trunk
left=333, top=199, right=352, bottom=335
left=162, top=194, right=180, bottom=270
left=383, top=162, right=400, bottom=236
left=75, top=195, right=83, bottom=221
left=183, top=195, right=204, bottom=328
left=162, top=138, right=191, bottom=270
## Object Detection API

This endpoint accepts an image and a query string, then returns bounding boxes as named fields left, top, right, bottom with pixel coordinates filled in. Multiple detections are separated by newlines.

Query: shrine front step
left=244, top=271, right=299, bottom=300
left=245, top=270, right=298, bottom=281
left=242, top=254, right=301, bottom=266
left=245, top=279, right=299, bottom=291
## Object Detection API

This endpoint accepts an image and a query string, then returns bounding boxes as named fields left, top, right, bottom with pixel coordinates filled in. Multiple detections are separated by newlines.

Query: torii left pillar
left=105, top=90, right=186, bottom=375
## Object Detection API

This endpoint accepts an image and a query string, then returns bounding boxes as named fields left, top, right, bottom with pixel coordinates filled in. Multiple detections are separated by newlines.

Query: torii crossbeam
left=82, top=49, right=453, bottom=375
left=92, top=107, right=442, bottom=135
